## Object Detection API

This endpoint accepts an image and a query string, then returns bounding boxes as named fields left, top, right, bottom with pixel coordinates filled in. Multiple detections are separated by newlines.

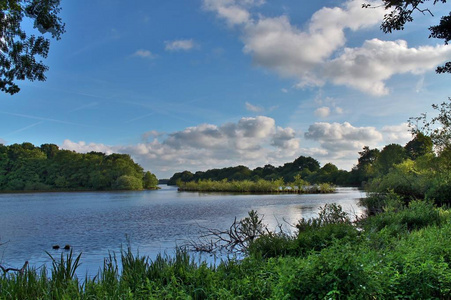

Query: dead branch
left=0, top=261, right=28, bottom=274
left=185, top=210, right=271, bottom=255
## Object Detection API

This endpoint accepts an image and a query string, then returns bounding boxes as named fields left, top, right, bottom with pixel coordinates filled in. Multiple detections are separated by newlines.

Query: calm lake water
left=0, top=185, right=365, bottom=277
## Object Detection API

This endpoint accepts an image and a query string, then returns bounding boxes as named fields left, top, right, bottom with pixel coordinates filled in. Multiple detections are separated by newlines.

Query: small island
left=177, top=178, right=335, bottom=193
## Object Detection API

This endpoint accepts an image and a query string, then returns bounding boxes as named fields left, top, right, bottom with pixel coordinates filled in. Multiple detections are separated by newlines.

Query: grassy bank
left=2, top=200, right=451, bottom=298
left=177, top=178, right=336, bottom=194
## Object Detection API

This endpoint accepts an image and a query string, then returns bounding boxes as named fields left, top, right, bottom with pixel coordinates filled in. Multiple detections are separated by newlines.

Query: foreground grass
left=177, top=178, right=335, bottom=194
left=2, top=201, right=451, bottom=299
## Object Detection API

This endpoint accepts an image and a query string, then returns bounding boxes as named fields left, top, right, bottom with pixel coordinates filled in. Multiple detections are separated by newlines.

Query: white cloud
left=245, top=101, right=263, bottom=112
left=132, top=49, right=156, bottom=59
left=0, top=138, right=6, bottom=145
left=381, top=122, right=412, bottom=145
left=203, top=0, right=451, bottom=95
left=314, top=106, right=330, bottom=118
left=202, top=0, right=264, bottom=26
left=61, top=140, right=115, bottom=155
left=305, top=122, right=383, bottom=155
left=165, top=39, right=197, bottom=51
left=241, top=1, right=384, bottom=87
left=142, top=130, right=164, bottom=141
left=325, top=39, right=451, bottom=95
left=271, top=127, right=300, bottom=155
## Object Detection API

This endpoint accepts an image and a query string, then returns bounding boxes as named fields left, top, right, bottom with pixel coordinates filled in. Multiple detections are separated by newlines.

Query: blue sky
left=1, top=0, right=450, bottom=178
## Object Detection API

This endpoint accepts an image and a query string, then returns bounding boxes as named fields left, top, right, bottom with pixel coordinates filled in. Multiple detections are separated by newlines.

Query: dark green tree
left=40, top=143, right=59, bottom=158
left=404, top=132, right=434, bottom=159
left=292, top=156, right=320, bottom=172
left=374, top=144, right=407, bottom=175
left=321, top=163, right=339, bottom=174
left=143, top=171, right=158, bottom=189
left=353, top=146, right=380, bottom=183
left=1, top=0, right=65, bottom=95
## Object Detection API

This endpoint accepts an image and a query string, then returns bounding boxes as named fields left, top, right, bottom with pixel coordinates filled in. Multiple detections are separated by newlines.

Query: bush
left=249, top=204, right=358, bottom=258
left=426, top=175, right=451, bottom=206
left=360, top=189, right=404, bottom=215
left=361, top=200, right=442, bottom=236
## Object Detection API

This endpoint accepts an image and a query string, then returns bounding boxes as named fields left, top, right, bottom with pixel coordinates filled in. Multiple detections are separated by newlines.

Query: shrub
left=426, top=175, right=451, bottom=206
left=362, top=200, right=442, bottom=236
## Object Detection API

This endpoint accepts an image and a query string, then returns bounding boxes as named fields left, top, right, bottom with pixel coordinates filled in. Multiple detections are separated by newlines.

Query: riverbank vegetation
left=0, top=142, right=158, bottom=191
left=177, top=177, right=335, bottom=194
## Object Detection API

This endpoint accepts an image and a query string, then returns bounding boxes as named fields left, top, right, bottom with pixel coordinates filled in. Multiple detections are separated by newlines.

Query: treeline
left=168, top=156, right=350, bottom=186
left=0, top=142, right=158, bottom=191
left=168, top=133, right=434, bottom=187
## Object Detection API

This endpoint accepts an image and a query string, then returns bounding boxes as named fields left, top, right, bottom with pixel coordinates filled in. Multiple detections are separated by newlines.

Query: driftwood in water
left=0, top=261, right=28, bottom=274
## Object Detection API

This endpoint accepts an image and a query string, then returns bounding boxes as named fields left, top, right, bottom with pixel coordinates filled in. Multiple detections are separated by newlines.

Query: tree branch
left=0, top=261, right=28, bottom=274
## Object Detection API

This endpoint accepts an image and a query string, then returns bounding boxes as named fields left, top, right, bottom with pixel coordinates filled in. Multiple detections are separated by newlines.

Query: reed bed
left=177, top=179, right=335, bottom=194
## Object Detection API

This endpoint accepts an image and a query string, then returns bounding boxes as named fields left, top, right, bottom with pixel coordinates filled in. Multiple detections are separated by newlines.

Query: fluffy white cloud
left=325, top=39, right=451, bottom=95
left=245, top=101, right=263, bottom=112
left=240, top=0, right=387, bottom=88
left=165, top=39, right=197, bottom=51
left=203, top=0, right=451, bottom=95
left=305, top=122, right=383, bottom=155
left=314, top=107, right=330, bottom=118
left=202, top=0, right=264, bottom=26
left=132, top=49, right=156, bottom=59
left=0, top=138, right=6, bottom=145
left=271, top=127, right=300, bottom=155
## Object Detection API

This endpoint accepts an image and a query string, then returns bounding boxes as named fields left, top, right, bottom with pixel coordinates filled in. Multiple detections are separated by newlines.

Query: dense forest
left=0, top=142, right=158, bottom=191
left=168, top=132, right=434, bottom=188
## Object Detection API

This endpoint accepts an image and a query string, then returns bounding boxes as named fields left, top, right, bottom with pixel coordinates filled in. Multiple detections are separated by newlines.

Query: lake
left=0, top=185, right=365, bottom=277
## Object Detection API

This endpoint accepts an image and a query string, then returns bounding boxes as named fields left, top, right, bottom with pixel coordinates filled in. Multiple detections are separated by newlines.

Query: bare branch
left=0, top=261, right=28, bottom=274
left=185, top=210, right=269, bottom=255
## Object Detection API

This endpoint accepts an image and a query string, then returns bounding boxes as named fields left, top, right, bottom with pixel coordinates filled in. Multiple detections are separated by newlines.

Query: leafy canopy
left=0, top=0, right=65, bottom=95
